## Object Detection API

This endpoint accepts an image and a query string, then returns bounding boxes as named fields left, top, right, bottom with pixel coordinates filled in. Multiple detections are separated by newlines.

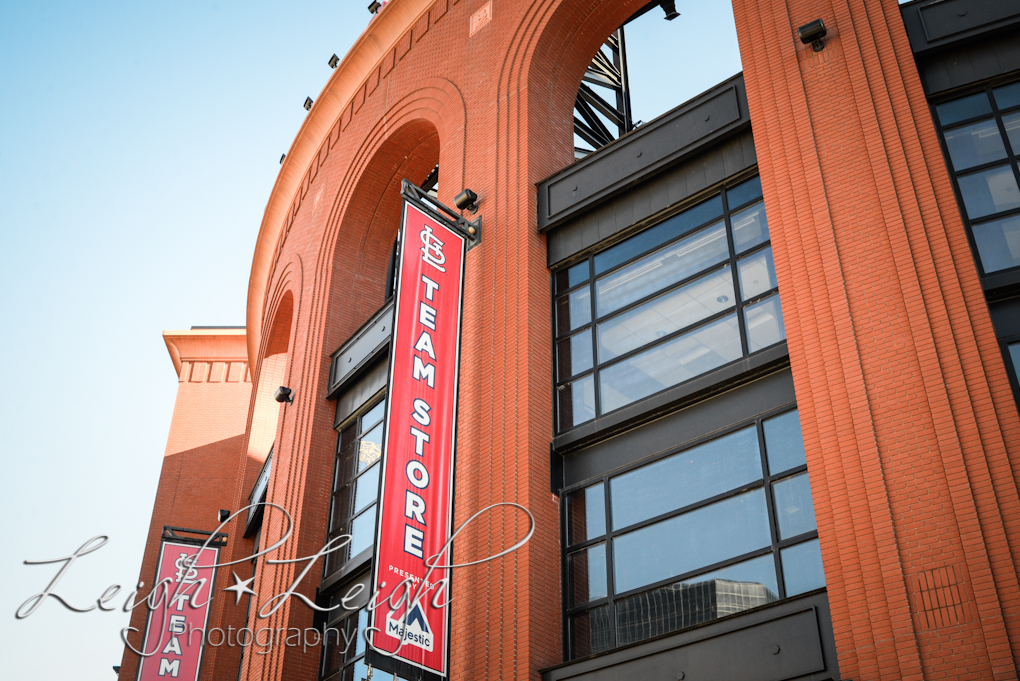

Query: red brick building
left=120, top=1, right=1020, bottom=680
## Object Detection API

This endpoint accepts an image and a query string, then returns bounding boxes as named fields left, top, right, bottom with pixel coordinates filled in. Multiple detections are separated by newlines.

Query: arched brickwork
left=243, top=90, right=455, bottom=679
left=235, top=1, right=1020, bottom=680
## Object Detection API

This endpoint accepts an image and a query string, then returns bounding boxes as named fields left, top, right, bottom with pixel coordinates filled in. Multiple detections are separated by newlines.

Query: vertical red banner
left=137, top=542, right=219, bottom=681
left=371, top=201, right=466, bottom=676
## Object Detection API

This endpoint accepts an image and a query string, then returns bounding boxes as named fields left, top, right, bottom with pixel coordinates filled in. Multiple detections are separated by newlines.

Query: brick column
left=732, top=1, right=1020, bottom=679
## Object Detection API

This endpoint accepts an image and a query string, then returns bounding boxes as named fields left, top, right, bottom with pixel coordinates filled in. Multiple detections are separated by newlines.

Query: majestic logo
left=385, top=603, right=434, bottom=652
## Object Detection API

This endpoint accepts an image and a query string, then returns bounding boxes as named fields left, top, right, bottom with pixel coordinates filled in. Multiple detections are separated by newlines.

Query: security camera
left=274, top=386, right=293, bottom=404
left=454, top=189, right=478, bottom=213
left=798, top=19, right=827, bottom=52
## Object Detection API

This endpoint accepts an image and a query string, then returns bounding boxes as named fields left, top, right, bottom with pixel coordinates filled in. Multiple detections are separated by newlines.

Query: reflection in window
left=615, top=554, right=778, bottom=646
left=613, top=489, right=772, bottom=593
left=599, top=313, right=742, bottom=413
left=321, top=602, right=412, bottom=681
left=957, top=165, right=1020, bottom=219
left=610, top=425, right=761, bottom=529
left=321, top=607, right=368, bottom=681
left=933, top=83, right=1020, bottom=277
left=553, top=176, right=786, bottom=430
left=325, top=397, right=385, bottom=577
left=972, top=215, right=1020, bottom=273
left=562, top=408, right=824, bottom=658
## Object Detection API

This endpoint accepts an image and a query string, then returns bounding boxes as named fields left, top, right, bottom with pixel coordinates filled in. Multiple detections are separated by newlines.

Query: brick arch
left=234, top=283, right=297, bottom=681
left=311, top=82, right=465, bottom=359
left=237, top=111, right=450, bottom=681
left=324, top=118, right=440, bottom=333
left=248, top=285, right=295, bottom=474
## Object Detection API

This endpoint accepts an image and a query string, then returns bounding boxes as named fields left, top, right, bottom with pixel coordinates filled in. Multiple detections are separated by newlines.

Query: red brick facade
left=122, top=1, right=1020, bottom=680
left=120, top=330, right=252, bottom=681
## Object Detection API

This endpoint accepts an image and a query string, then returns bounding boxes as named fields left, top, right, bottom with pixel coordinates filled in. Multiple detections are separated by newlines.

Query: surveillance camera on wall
left=798, top=19, right=827, bottom=52
left=455, top=189, right=478, bottom=213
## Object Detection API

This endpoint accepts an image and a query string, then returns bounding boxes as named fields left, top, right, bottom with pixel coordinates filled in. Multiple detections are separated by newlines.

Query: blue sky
left=0, top=2, right=740, bottom=678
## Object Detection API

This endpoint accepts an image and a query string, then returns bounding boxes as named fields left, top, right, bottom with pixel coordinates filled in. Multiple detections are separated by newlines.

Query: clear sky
left=0, top=1, right=740, bottom=679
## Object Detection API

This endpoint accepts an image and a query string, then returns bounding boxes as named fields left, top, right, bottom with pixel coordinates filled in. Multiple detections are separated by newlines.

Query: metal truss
left=573, top=28, right=633, bottom=153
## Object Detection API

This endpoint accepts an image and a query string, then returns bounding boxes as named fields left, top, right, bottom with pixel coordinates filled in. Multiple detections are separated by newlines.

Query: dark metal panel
left=990, top=296, right=1020, bottom=338
left=542, top=592, right=838, bottom=681
left=538, top=74, right=749, bottom=233
left=547, top=132, right=757, bottom=266
left=919, top=0, right=1020, bottom=44
left=327, top=300, right=394, bottom=398
left=901, top=0, right=1020, bottom=55
left=983, top=269, right=1020, bottom=299
left=920, top=31, right=1020, bottom=95
left=334, top=359, right=388, bottom=429
left=563, top=367, right=795, bottom=487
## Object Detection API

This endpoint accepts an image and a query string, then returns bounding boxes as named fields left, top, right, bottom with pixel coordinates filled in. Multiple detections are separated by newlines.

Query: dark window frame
left=999, top=333, right=1020, bottom=406
left=559, top=404, right=821, bottom=660
left=551, top=175, right=784, bottom=433
left=324, top=392, right=386, bottom=580
left=319, top=572, right=372, bottom=681
left=929, top=77, right=1020, bottom=288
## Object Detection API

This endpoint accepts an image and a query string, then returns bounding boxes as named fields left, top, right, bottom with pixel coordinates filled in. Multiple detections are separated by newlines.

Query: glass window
left=595, top=222, right=729, bottom=317
left=745, top=293, right=786, bottom=353
left=971, top=214, right=1020, bottom=273
left=557, top=287, right=592, bottom=335
left=1002, top=112, right=1020, bottom=155
left=552, top=178, right=787, bottom=431
left=613, top=489, right=772, bottom=593
left=763, top=409, right=807, bottom=474
left=957, top=165, right=1020, bottom=219
left=994, top=82, right=1020, bottom=111
left=772, top=472, right=817, bottom=539
left=936, top=93, right=992, bottom=126
left=326, top=397, right=386, bottom=577
left=321, top=604, right=410, bottom=681
left=594, top=196, right=724, bottom=275
left=556, top=260, right=590, bottom=292
left=599, top=313, right=742, bottom=413
left=558, top=329, right=594, bottom=380
left=567, top=482, right=606, bottom=544
left=597, top=267, right=734, bottom=362
left=943, top=118, right=1007, bottom=170
left=610, top=425, right=761, bottom=530
left=569, top=605, right=611, bottom=658
left=1009, top=342, right=1020, bottom=375
left=731, top=202, right=769, bottom=253
left=727, top=175, right=764, bottom=209
left=932, top=85, right=1020, bottom=278
left=558, top=374, right=596, bottom=430
left=737, top=246, right=778, bottom=300
left=615, top=554, right=778, bottom=646
left=569, top=543, right=608, bottom=605
left=563, top=408, right=823, bottom=658
left=781, top=539, right=826, bottom=596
